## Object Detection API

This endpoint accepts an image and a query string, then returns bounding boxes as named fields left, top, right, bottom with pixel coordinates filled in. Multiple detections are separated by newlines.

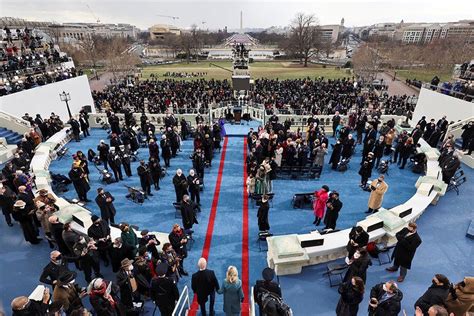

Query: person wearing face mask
left=87, top=215, right=112, bottom=268
left=39, top=250, right=70, bottom=289
left=461, top=121, right=474, bottom=154
left=95, top=188, right=116, bottom=225
left=109, top=237, right=135, bottom=273
left=116, top=258, right=148, bottom=312
left=53, top=271, right=87, bottom=314
left=346, top=226, right=369, bottom=259
left=173, top=169, right=188, bottom=203
left=73, top=236, right=102, bottom=283
left=11, top=290, right=50, bottom=316
left=368, top=281, right=403, bottom=316
left=151, top=262, right=180, bottom=316
left=180, top=195, right=199, bottom=231
left=343, top=249, right=372, bottom=284
left=386, top=222, right=422, bottom=282
left=414, top=274, right=451, bottom=315
left=187, top=169, right=201, bottom=206
left=88, top=278, right=123, bottom=316
left=169, top=224, right=189, bottom=278
left=336, top=276, right=365, bottom=316
left=366, top=175, right=388, bottom=214
left=329, top=138, right=343, bottom=170
left=440, top=151, right=461, bottom=184
left=137, top=160, right=153, bottom=197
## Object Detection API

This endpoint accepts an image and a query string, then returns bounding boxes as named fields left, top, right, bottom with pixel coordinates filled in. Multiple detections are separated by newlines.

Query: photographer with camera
left=368, top=281, right=403, bottom=316
left=168, top=224, right=189, bottom=278
left=366, top=175, right=388, bottom=214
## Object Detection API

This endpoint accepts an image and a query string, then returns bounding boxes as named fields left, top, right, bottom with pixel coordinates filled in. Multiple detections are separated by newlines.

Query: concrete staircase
left=0, top=127, right=23, bottom=145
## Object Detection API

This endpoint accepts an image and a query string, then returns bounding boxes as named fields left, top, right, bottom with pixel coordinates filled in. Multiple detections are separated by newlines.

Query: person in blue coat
left=217, top=265, right=244, bottom=316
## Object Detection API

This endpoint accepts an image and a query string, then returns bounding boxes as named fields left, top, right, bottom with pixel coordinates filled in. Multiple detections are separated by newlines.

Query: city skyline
left=1, top=0, right=472, bottom=30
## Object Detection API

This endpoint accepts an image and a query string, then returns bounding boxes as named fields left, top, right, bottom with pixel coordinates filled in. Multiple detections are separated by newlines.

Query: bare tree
left=289, top=13, right=321, bottom=67
left=352, top=43, right=384, bottom=82
left=104, top=37, right=140, bottom=79
left=79, top=34, right=105, bottom=69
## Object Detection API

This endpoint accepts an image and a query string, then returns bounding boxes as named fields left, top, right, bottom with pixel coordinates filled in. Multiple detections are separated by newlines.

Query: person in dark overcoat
left=110, top=238, right=135, bottom=273
left=95, top=188, right=116, bottom=224
left=386, top=222, right=422, bottom=282
left=336, top=277, right=365, bottom=316
left=324, top=191, right=343, bottom=230
left=108, top=150, right=123, bottom=182
left=151, top=262, right=179, bottom=316
left=346, top=226, right=369, bottom=259
left=68, top=162, right=90, bottom=201
left=414, top=274, right=450, bottom=315
left=253, top=267, right=282, bottom=316
left=187, top=169, right=201, bottom=205
left=0, top=184, right=16, bottom=226
left=116, top=258, right=149, bottom=311
left=191, top=257, right=220, bottom=316
left=180, top=195, right=199, bottom=230
left=160, top=135, right=172, bottom=167
left=368, top=281, right=403, bottom=316
left=12, top=199, right=40, bottom=244
left=329, top=139, right=343, bottom=170
left=358, top=154, right=374, bottom=188
left=97, top=140, right=110, bottom=170
left=148, top=139, right=160, bottom=160
left=137, top=160, right=153, bottom=196
left=87, top=215, right=112, bottom=267
left=341, top=134, right=355, bottom=159
left=257, top=195, right=270, bottom=231
left=149, top=157, right=162, bottom=190
left=441, top=153, right=461, bottom=184
left=343, top=249, right=372, bottom=283
left=173, top=169, right=188, bottom=203
left=168, top=224, right=189, bottom=276
left=88, top=278, right=123, bottom=316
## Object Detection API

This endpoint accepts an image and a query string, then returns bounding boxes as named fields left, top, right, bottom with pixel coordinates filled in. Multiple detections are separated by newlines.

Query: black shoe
left=148, top=193, right=153, bottom=196
left=180, top=270, right=189, bottom=276
left=312, top=219, right=317, bottom=224
left=7, top=223, right=13, bottom=227
left=84, top=199, right=92, bottom=202
left=365, top=210, right=372, bottom=214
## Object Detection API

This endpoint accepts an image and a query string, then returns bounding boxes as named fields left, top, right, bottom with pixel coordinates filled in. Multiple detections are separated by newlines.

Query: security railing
left=421, top=82, right=474, bottom=101
left=172, top=285, right=191, bottom=316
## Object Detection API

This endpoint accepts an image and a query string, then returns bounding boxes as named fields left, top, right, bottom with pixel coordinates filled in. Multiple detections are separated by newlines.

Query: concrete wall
left=0, top=75, right=95, bottom=122
left=412, top=88, right=474, bottom=126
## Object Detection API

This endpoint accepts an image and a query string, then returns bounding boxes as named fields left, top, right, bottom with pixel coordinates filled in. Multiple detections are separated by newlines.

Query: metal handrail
left=172, top=285, right=190, bottom=316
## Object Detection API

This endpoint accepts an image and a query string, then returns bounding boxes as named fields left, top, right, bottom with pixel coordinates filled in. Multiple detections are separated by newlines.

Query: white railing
left=250, top=286, right=256, bottom=316
left=173, top=285, right=191, bottom=316
left=444, top=116, right=474, bottom=141
left=0, top=110, right=31, bottom=135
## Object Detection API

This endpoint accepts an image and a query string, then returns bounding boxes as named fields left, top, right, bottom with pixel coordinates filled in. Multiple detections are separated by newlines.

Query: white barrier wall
left=0, top=75, right=95, bottom=121
left=412, top=88, right=474, bottom=126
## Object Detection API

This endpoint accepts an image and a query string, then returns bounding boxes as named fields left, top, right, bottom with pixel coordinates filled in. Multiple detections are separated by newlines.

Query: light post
left=59, top=91, right=72, bottom=119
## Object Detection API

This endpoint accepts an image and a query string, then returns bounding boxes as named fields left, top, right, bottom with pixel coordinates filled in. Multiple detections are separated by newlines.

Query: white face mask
left=69, top=279, right=75, bottom=284
left=128, top=266, right=134, bottom=271
left=353, top=252, right=361, bottom=259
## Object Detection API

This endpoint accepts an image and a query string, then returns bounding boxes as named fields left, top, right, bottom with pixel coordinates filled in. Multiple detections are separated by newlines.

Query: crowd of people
left=161, top=72, right=208, bottom=78
left=92, top=79, right=234, bottom=115
left=0, top=26, right=76, bottom=95
left=91, top=77, right=417, bottom=118
left=2, top=96, right=472, bottom=315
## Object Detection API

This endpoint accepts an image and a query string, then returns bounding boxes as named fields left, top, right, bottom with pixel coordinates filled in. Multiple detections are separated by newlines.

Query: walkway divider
left=241, top=137, right=250, bottom=316
left=188, top=136, right=229, bottom=316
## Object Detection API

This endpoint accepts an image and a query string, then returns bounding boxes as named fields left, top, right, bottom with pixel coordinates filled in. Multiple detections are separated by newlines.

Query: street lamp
left=59, top=91, right=72, bottom=119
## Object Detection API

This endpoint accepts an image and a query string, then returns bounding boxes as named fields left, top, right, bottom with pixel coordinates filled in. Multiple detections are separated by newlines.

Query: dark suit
left=150, top=276, right=179, bottom=316
left=39, top=260, right=70, bottom=287
left=392, top=228, right=422, bottom=271
left=95, top=192, right=116, bottom=224
left=254, top=280, right=282, bottom=316
left=191, top=269, right=220, bottom=316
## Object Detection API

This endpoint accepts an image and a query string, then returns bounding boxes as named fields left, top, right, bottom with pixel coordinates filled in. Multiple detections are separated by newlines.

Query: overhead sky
left=1, top=0, right=472, bottom=30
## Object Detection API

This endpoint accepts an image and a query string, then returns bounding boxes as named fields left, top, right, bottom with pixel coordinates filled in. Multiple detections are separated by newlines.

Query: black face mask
left=56, top=255, right=62, bottom=261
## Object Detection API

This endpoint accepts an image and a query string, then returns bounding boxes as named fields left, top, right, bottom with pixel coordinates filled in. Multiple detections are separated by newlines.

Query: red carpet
left=241, top=137, right=250, bottom=316
left=188, top=137, right=229, bottom=315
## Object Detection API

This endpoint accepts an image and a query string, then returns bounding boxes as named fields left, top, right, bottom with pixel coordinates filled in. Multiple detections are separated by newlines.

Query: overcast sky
left=2, top=0, right=472, bottom=30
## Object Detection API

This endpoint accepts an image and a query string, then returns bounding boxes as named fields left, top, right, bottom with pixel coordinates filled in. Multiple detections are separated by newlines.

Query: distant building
left=355, top=19, right=474, bottom=44
left=149, top=24, right=181, bottom=40
left=319, top=24, right=343, bottom=43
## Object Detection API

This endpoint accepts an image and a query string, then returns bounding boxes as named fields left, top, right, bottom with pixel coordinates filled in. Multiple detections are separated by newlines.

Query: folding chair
left=257, top=231, right=273, bottom=252
left=173, top=202, right=181, bottom=218
left=325, top=262, right=348, bottom=287
left=375, top=243, right=395, bottom=265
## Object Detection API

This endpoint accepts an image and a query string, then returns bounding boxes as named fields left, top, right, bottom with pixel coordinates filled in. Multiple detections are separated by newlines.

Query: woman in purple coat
left=219, top=118, right=226, bottom=137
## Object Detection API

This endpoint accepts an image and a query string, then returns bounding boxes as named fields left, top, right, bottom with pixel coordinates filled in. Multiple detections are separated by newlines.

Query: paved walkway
left=88, top=72, right=114, bottom=92
left=379, top=72, right=420, bottom=97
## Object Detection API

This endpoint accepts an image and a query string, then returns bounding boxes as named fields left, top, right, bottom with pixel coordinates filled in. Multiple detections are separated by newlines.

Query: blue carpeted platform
left=0, top=127, right=23, bottom=145
left=0, top=126, right=473, bottom=315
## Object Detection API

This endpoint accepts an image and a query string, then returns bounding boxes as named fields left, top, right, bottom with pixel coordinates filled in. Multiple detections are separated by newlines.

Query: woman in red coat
left=313, top=185, right=329, bottom=226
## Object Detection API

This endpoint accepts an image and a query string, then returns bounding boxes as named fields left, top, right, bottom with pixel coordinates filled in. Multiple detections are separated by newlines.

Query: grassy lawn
left=394, top=68, right=453, bottom=83
left=139, top=61, right=351, bottom=81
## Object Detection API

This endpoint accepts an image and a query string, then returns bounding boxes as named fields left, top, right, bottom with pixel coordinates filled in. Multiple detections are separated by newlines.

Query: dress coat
left=191, top=269, right=220, bottom=304
left=95, top=192, right=117, bottom=221
left=313, top=189, right=329, bottom=219
left=336, top=281, right=364, bottom=316
left=391, top=227, right=422, bottom=269
left=445, top=277, right=474, bottom=316
left=368, top=179, right=388, bottom=210
left=323, top=197, right=343, bottom=230
left=257, top=200, right=270, bottom=231
left=368, top=283, right=403, bottom=316
left=217, top=279, right=244, bottom=315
